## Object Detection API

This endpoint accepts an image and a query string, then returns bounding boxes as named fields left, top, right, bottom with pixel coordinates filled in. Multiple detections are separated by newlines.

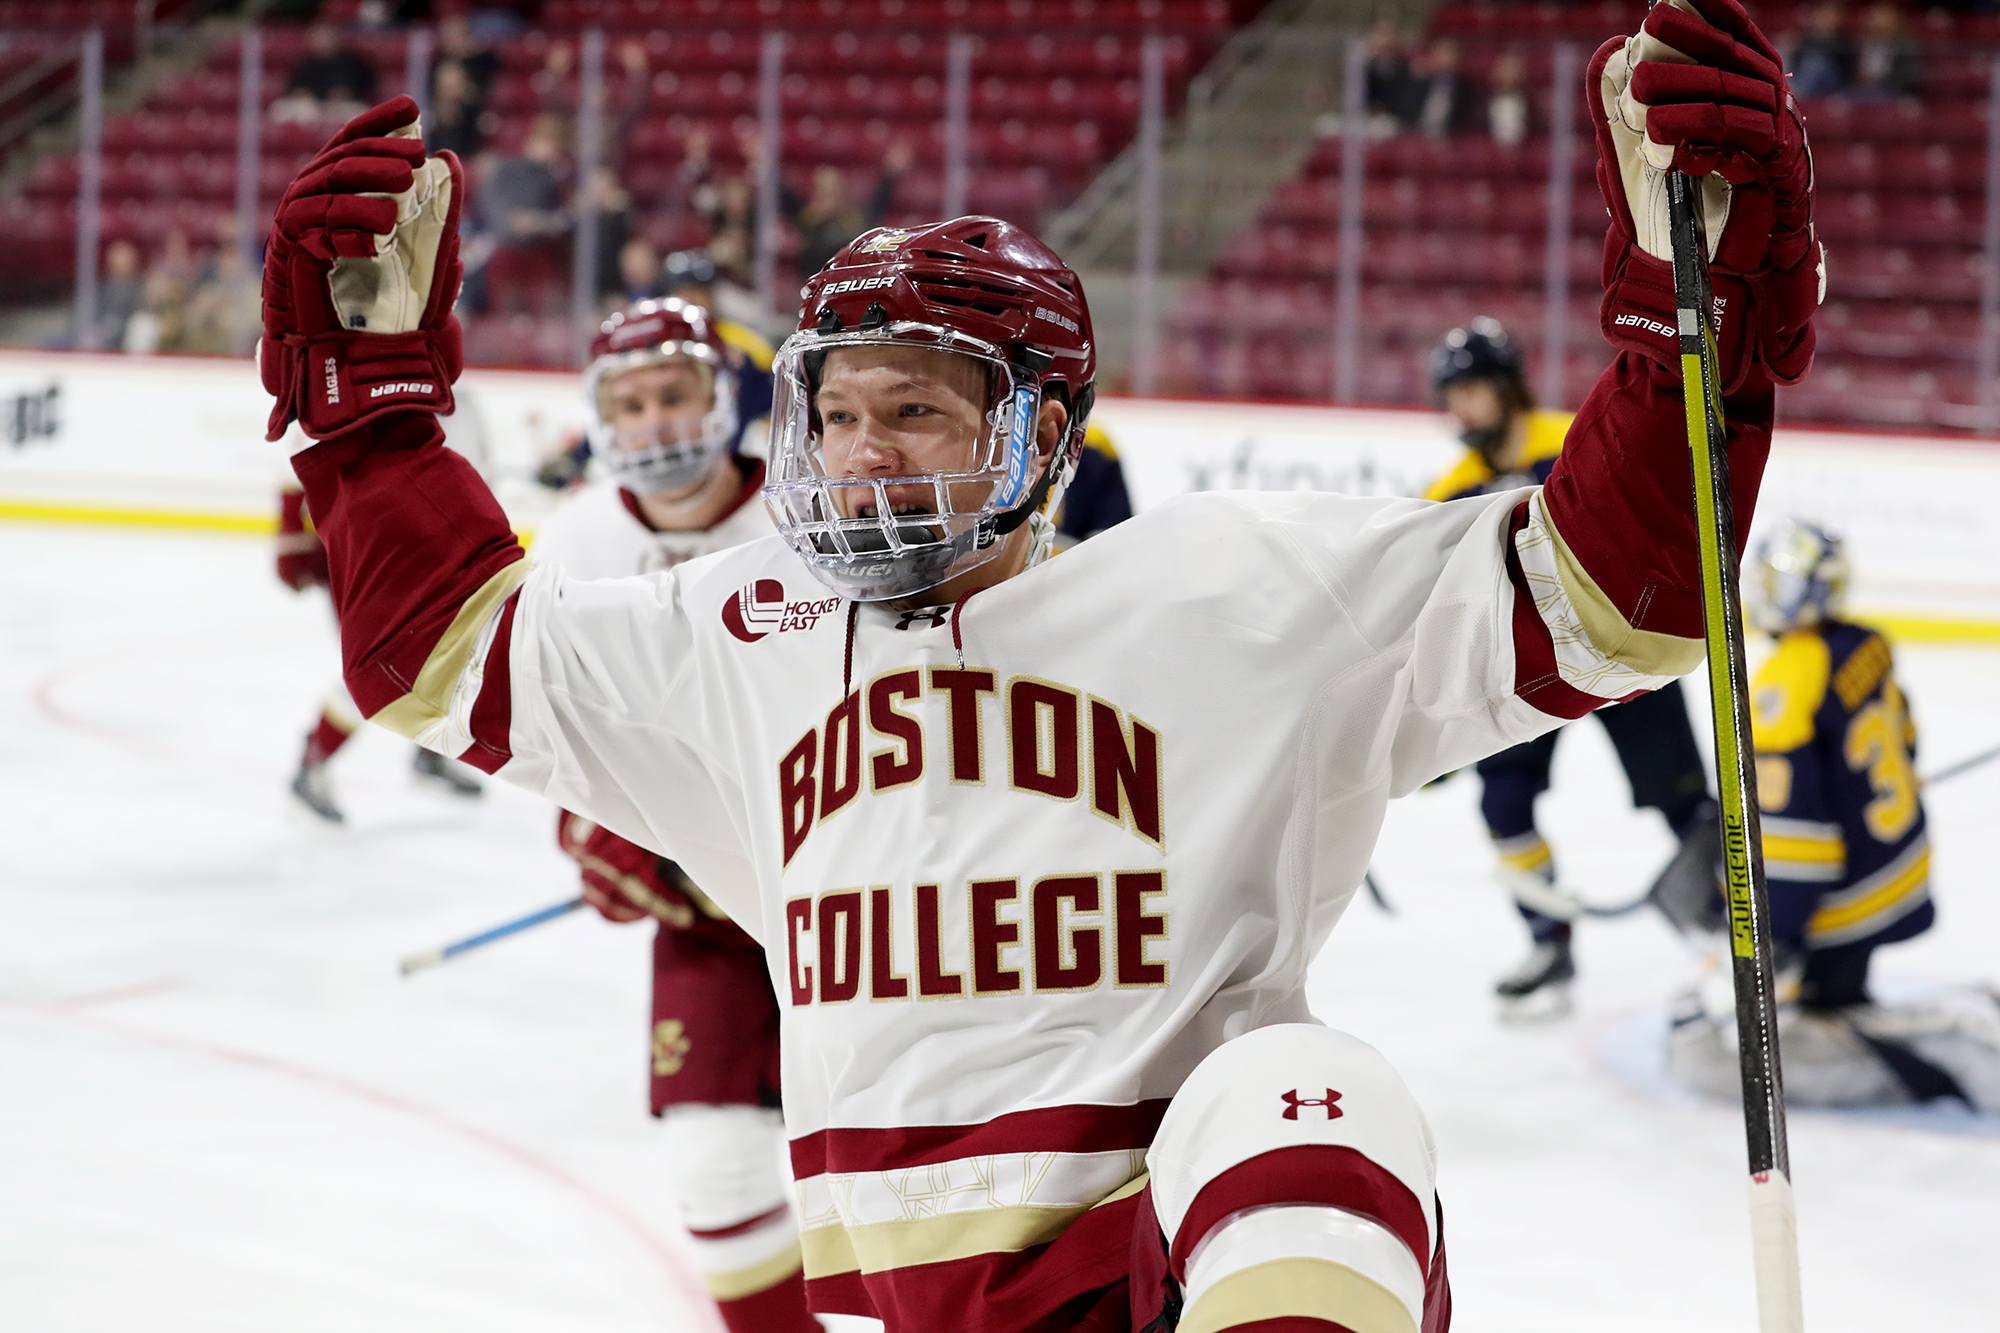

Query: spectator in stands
left=185, top=239, right=259, bottom=357
left=179, top=216, right=259, bottom=357
left=533, top=39, right=575, bottom=111
left=123, top=269, right=191, bottom=355
left=659, top=248, right=776, bottom=445
left=94, top=240, right=144, bottom=352
left=699, top=172, right=759, bottom=290
left=467, top=0, right=536, bottom=38
left=152, top=225, right=199, bottom=290
left=775, top=144, right=914, bottom=280
left=532, top=38, right=654, bottom=170
left=1487, top=50, right=1529, bottom=147
left=1853, top=3, right=1921, bottom=100
left=431, top=12, right=501, bottom=104
left=1789, top=3, right=1856, bottom=98
left=1362, top=18, right=1412, bottom=137
left=482, top=115, right=571, bottom=315
left=272, top=21, right=379, bottom=123
left=1404, top=38, right=1478, bottom=137
left=588, top=165, right=634, bottom=302
left=663, top=247, right=773, bottom=345
left=426, top=58, right=486, bottom=159
left=610, top=39, right=654, bottom=169
left=618, top=236, right=666, bottom=303
left=680, top=128, right=756, bottom=286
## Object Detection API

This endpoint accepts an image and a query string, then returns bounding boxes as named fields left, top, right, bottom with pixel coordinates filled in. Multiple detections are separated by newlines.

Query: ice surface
left=2, top=524, right=1995, bottom=1332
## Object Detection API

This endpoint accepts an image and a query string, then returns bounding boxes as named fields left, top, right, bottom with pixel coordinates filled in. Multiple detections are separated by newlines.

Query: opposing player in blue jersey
left=1427, top=321, right=1714, bottom=1019
left=1667, top=519, right=2000, bottom=1110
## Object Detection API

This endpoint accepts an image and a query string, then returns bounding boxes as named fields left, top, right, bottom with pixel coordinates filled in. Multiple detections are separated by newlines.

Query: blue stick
left=399, top=897, right=587, bottom=976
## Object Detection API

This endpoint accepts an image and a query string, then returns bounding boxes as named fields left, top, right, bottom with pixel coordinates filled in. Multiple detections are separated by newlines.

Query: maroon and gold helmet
left=584, top=297, right=737, bottom=494
left=764, top=217, right=1096, bottom=602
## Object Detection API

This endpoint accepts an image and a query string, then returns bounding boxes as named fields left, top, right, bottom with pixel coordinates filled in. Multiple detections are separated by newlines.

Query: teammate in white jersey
left=531, top=298, right=814, bottom=1332
left=258, top=4, right=1819, bottom=1324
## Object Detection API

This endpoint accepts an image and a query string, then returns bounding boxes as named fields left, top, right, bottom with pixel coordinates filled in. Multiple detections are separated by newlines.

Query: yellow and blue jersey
left=1751, top=620, right=1934, bottom=951
left=716, top=318, right=776, bottom=441
left=1423, top=408, right=1572, bottom=503
left=1054, top=422, right=1134, bottom=541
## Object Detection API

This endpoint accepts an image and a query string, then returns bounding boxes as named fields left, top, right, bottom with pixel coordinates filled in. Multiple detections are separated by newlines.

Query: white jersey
left=432, top=484, right=1652, bottom=1299
left=529, top=462, right=775, bottom=581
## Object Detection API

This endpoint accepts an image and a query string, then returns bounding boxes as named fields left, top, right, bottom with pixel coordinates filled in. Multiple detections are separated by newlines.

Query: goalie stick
left=399, top=897, right=587, bottom=977
left=1668, top=166, right=1804, bottom=1333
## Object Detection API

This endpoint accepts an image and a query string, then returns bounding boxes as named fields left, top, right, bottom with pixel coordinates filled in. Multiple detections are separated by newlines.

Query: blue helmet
left=1746, top=517, right=1850, bottom=634
left=662, top=249, right=719, bottom=291
left=1430, top=316, right=1525, bottom=395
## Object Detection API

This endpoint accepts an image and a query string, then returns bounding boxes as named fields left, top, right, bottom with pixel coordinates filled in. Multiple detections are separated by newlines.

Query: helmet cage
left=1746, top=520, right=1850, bottom=634
left=584, top=340, right=737, bottom=495
left=765, top=320, right=1049, bottom=603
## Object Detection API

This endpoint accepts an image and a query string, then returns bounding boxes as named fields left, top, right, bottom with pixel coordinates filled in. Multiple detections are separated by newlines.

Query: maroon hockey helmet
left=764, top=217, right=1097, bottom=602
left=584, top=297, right=737, bottom=494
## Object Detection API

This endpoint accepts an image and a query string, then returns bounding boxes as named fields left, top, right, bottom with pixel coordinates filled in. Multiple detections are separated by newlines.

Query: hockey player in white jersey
left=257, top=0, right=1818, bottom=1322
left=532, top=298, right=816, bottom=1332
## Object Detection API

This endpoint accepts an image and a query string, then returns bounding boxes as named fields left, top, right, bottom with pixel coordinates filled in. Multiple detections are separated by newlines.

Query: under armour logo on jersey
left=895, top=607, right=950, bottom=631
left=1280, top=1088, right=1343, bottom=1121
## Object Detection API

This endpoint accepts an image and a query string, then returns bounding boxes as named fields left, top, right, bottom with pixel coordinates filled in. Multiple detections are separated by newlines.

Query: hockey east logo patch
left=721, top=580, right=840, bottom=643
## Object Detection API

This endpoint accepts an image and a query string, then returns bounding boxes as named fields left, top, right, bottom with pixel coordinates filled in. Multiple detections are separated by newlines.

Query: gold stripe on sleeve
left=1540, top=501, right=1705, bottom=678
left=371, top=560, right=531, bottom=741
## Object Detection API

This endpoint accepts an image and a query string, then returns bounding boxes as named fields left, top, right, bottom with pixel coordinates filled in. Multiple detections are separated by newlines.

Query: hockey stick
left=399, top=897, right=588, bottom=977
left=1922, top=741, right=2000, bottom=788
left=1667, top=168, right=1804, bottom=1333
left=1525, top=731, right=2000, bottom=934
left=1504, top=873, right=1648, bottom=921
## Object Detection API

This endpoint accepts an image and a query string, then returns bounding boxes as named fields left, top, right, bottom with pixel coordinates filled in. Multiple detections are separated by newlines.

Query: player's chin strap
left=993, top=445, right=1069, bottom=538
left=990, top=364, right=1091, bottom=547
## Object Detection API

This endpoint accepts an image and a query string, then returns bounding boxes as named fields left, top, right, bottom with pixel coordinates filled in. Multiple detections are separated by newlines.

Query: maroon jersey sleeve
left=291, top=410, right=528, bottom=772
left=1511, top=353, right=1773, bottom=720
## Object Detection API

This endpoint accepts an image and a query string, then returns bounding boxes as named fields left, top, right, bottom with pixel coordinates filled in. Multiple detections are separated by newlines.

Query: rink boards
left=4, top=347, right=1999, bottom=637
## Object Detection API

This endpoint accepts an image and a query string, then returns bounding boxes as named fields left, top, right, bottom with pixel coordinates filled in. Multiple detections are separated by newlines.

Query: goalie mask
left=765, top=217, right=1095, bottom=603
left=584, top=298, right=737, bottom=495
left=1746, top=517, right=1850, bottom=635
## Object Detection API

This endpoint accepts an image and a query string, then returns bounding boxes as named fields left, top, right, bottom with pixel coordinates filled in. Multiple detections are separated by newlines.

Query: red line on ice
left=20, top=1000, right=720, bottom=1326
left=29, top=656, right=171, bottom=758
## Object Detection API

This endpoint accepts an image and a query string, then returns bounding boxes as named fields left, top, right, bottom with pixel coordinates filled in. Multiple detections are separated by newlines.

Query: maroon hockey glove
left=1589, top=0, right=1821, bottom=391
left=275, top=488, right=330, bottom=590
left=558, top=810, right=701, bottom=928
left=260, top=95, right=464, bottom=442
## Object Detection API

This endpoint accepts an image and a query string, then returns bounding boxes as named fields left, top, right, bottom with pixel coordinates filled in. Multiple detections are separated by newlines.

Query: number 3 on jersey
left=1845, top=680, right=1918, bottom=843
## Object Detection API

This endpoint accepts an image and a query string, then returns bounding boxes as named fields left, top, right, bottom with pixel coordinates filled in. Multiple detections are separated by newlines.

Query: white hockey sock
left=659, top=1104, right=801, bottom=1299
